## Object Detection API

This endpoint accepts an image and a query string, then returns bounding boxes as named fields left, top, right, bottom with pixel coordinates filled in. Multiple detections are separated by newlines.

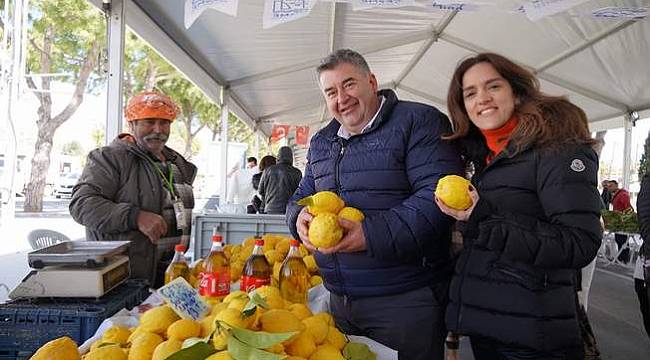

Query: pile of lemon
left=188, top=234, right=323, bottom=290
left=298, top=191, right=364, bottom=249
left=32, top=285, right=354, bottom=360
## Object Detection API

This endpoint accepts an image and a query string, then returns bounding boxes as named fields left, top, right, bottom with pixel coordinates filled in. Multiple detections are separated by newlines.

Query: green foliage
left=602, top=209, right=639, bottom=233
left=344, top=342, right=377, bottom=360
left=639, top=130, right=650, bottom=183
left=165, top=341, right=215, bottom=360
left=61, top=140, right=83, bottom=155
left=28, top=0, right=105, bottom=86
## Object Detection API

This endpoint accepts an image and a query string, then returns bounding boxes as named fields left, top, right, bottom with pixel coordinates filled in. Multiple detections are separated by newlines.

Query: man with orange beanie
left=70, top=91, right=197, bottom=287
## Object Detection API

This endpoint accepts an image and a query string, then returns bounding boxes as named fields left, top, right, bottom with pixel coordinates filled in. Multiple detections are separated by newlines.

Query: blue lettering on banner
left=431, top=2, right=465, bottom=11
left=192, top=0, right=228, bottom=11
left=158, top=278, right=210, bottom=321
left=273, top=0, right=310, bottom=19
left=361, top=0, right=402, bottom=6
left=592, top=7, right=648, bottom=19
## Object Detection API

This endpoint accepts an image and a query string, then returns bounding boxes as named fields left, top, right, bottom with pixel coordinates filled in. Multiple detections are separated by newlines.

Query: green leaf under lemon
left=165, top=341, right=216, bottom=360
left=343, top=342, right=377, bottom=360
left=230, top=325, right=297, bottom=349
left=227, top=334, right=286, bottom=360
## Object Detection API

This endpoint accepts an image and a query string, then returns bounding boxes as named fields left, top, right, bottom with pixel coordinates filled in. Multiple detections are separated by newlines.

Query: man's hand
left=137, top=210, right=168, bottom=244
left=318, top=217, right=366, bottom=255
left=296, top=207, right=316, bottom=252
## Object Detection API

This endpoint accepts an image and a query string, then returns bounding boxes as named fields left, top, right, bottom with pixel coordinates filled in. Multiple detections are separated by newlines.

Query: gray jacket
left=259, top=147, right=302, bottom=214
left=69, top=134, right=197, bottom=286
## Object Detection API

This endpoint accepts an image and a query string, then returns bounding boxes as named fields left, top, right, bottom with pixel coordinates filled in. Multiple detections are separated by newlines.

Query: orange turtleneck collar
left=480, top=115, right=518, bottom=162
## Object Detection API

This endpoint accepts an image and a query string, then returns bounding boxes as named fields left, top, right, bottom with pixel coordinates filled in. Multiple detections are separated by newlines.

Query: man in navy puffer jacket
left=286, top=49, right=463, bottom=360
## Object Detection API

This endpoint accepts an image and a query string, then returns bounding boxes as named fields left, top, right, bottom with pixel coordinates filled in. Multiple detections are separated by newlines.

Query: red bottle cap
left=212, top=235, right=223, bottom=242
left=175, top=244, right=187, bottom=252
left=290, top=239, right=300, bottom=247
left=255, top=238, right=264, bottom=246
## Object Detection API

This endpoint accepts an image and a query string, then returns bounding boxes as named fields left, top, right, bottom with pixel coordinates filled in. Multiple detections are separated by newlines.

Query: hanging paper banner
left=263, top=0, right=317, bottom=29
left=430, top=1, right=486, bottom=12
left=184, top=0, right=239, bottom=29
left=352, top=0, right=417, bottom=11
left=295, top=126, right=310, bottom=145
left=522, top=0, right=591, bottom=21
left=271, top=124, right=291, bottom=142
left=591, top=7, right=648, bottom=20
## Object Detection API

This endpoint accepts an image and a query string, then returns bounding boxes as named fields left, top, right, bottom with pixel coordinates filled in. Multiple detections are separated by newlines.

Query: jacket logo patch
left=570, top=159, right=585, bottom=172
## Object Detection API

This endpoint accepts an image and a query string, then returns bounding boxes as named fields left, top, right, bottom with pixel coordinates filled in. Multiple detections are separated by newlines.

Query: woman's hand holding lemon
left=435, top=175, right=480, bottom=221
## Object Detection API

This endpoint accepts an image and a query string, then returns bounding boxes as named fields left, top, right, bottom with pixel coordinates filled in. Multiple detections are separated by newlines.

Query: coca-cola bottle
left=199, top=228, right=230, bottom=299
left=240, top=237, right=271, bottom=292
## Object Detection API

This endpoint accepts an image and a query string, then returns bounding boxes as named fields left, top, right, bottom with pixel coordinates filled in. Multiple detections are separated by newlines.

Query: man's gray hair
left=316, top=49, right=371, bottom=75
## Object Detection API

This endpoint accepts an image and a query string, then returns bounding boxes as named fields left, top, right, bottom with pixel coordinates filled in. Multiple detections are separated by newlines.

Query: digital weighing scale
left=9, top=241, right=131, bottom=299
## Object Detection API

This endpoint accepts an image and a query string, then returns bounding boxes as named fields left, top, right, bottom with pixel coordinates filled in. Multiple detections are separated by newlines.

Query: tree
left=639, top=130, right=650, bottom=182
left=22, top=0, right=104, bottom=211
left=61, top=141, right=83, bottom=156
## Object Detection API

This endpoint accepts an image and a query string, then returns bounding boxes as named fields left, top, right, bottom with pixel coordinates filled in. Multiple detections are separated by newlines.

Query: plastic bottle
left=164, top=244, right=191, bottom=285
left=240, top=237, right=271, bottom=292
left=279, top=239, right=310, bottom=303
left=198, top=229, right=230, bottom=299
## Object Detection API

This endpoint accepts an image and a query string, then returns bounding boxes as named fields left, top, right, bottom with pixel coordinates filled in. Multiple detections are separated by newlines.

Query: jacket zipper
left=334, top=139, right=347, bottom=295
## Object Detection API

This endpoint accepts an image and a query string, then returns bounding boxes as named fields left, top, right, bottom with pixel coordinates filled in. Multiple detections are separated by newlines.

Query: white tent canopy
left=90, top=0, right=650, bottom=134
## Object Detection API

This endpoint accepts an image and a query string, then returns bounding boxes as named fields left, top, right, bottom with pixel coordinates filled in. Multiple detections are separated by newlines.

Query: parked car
left=55, top=173, right=80, bottom=198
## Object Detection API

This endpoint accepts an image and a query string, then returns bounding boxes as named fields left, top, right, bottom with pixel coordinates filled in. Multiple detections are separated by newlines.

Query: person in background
left=609, top=179, right=633, bottom=263
left=70, top=91, right=196, bottom=287
left=287, top=49, right=463, bottom=360
left=258, top=146, right=302, bottom=214
left=600, top=179, right=611, bottom=210
left=247, top=156, right=258, bottom=173
left=247, top=155, right=277, bottom=214
left=439, top=53, right=601, bottom=360
left=635, top=173, right=650, bottom=337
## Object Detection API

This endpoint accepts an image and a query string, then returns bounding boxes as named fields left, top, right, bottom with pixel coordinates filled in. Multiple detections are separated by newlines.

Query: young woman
left=437, top=53, right=602, bottom=359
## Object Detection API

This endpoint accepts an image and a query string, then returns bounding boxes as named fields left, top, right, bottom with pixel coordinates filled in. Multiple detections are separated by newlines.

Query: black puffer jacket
left=446, top=143, right=602, bottom=353
left=259, top=147, right=302, bottom=214
left=637, top=173, right=650, bottom=261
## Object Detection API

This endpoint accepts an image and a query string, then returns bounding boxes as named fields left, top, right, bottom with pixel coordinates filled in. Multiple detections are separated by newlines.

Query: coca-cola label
left=198, top=270, right=230, bottom=297
left=240, top=275, right=271, bottom=293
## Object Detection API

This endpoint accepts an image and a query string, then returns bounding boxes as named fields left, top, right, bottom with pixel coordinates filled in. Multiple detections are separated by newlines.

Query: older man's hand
left=137, top=210, right=168, bottom=244
left=318, top=217, right=366, bottom=255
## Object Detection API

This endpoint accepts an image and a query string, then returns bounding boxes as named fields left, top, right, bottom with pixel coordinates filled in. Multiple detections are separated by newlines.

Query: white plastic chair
left=27, top=229, right=70, bottom=250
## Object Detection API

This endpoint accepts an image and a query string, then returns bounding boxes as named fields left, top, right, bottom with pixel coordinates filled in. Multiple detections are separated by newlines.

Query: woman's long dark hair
left=445, top=53, right=596, bottom=159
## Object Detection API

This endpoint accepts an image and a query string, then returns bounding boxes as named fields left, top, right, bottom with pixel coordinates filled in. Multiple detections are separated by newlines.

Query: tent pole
left=622, top=113, right=633, bottom=190
left=104, top=0, right=126, bottom=145
left=220, top=90, right=230, bottom=204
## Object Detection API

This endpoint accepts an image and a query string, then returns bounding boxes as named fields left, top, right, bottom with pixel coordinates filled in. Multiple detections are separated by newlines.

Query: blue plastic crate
left=0, top=280, right=149, bottom=358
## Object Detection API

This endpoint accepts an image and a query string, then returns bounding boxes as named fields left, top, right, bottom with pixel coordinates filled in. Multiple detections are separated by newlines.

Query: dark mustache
left=144, top=133, right=168, bottom=142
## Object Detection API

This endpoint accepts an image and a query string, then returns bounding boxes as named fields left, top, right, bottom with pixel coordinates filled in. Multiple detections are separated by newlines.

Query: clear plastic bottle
left=198, top=229, right=230, bottom=299
left=164, top=244, right=190, bottom=285
left=279, top=239, right=310, bottom=303
left=240, top=237, right=271, bottom=292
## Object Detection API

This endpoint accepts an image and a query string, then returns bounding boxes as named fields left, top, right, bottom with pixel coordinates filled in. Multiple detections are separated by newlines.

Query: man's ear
left=369, top=73, right=378, bottom=92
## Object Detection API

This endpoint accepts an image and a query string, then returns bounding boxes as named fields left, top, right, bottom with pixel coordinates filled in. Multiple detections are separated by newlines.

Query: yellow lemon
left=302, top=316, right=329, bottom=345
left=151, top=339, right=182, bottom=360
left=325, top=326, right=347, bottom=350
left=260, top=309, right=305, bottom=334
left=101, top=326, right=131, bottom=345
left=309, top=213, right=343, bottom=249
left=288, top=303, right=313, bottom=321
left=86, top=344, right=127, bottom=360
left=303, top=255, right=318, bottom=274
left=30, top=336, right=80, bottom=360
left=139, top=305, right=180, bottom=335
left=167, top=319, right=201, bottom=340
left=313, top=312, right=334, bottom=326
left=298, top=191, right=345, bottom=216
left=310, top=275, right=323, bottom=287
left=212, top=330, right=228, bottom=350
left=337, top=207, right=365, bottom=222
left=205, top=351, right=234, bottom=360
left=128, top=332, right=163, bottom=360
left=285, top=331, right=317, bottom=358
left=435, top=175, right=472, bottom=210
left=309, top=344, right=345, bottom=360
left=216, top=308, right=254, bottom=329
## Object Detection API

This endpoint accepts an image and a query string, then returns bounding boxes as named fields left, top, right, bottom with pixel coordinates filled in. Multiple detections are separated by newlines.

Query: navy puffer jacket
left=446, top=143, right=602, bottom=353
left=286, top=89, right=463, bottom=297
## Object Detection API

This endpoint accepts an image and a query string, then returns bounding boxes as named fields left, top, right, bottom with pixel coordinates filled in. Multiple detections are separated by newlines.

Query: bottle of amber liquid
left=279, top=239, right=310, bottom=303
left=164, top=244, right=191, bottom=285
left=199, top=229, right=230, bottom=299
left=240, top=237, right=271, bottom=293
